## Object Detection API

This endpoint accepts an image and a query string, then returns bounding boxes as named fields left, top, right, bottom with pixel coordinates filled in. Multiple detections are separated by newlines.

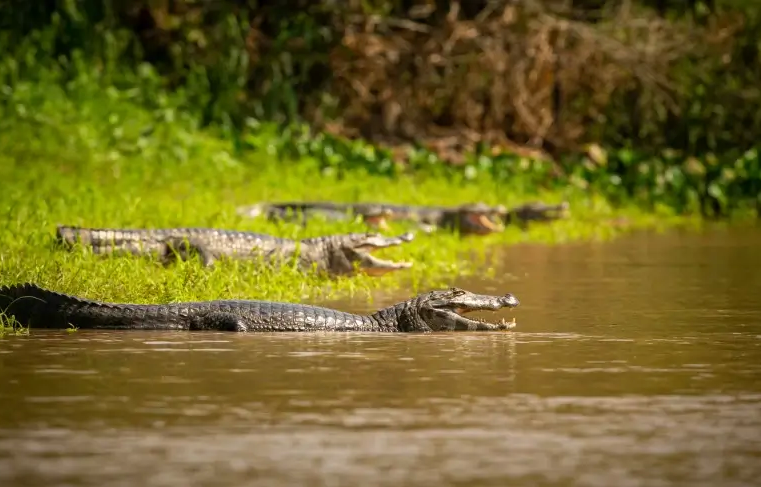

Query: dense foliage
left=1, top=0, right=760, bottom=217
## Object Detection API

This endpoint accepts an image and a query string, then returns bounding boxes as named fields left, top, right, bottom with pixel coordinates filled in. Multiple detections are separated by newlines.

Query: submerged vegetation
left=0, top=313, right=27, bottom=337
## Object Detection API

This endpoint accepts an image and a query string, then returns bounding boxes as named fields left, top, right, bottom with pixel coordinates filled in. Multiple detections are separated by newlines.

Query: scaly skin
left=237, top=202, right=507, bottom=235
left=249, top=203, right=397, bottom=230
left=0, top=285, right=520, bottom=332
left=55, top=226, right=415, bottom=277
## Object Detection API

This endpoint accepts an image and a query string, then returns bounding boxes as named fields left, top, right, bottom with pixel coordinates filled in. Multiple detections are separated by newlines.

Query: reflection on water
left=1, top=226, right=760, bottom=487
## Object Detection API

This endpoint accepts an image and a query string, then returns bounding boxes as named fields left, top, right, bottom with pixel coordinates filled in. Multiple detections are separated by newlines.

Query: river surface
left=1, top=225, right=760, bottom=487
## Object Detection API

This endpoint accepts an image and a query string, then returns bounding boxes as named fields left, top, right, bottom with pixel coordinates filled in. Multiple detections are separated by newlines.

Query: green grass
left=0, top=77, right=694, bottom=310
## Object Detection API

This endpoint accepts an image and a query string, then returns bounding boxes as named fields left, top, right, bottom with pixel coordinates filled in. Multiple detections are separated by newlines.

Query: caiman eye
left=449, top=287, right=466, bottom=296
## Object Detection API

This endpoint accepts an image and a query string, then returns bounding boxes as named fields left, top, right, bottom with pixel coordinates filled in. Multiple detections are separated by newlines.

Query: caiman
left=237, top=202, right=508, bottom=235
left=55, top=226, right=414, bottom=277
left=250, top=204, right=397, bottom=230
left=0, top=284, right=520, bottom=332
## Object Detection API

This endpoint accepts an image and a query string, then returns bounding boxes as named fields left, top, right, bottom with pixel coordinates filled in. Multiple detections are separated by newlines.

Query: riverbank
left=0, top=146, right=680, bottom=303
left=0, top=77, right=694, bottom=335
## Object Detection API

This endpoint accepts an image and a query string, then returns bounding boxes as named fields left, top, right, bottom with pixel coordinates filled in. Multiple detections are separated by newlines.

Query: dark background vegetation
left=1, top=0, right=760, bottom=216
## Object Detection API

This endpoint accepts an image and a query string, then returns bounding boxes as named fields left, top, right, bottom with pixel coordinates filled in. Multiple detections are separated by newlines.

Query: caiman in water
left=0, top=285, right=520, bottom=332
left=55, top=226, right=414, bottom=277
left=237, top=201, right=569, bottom=234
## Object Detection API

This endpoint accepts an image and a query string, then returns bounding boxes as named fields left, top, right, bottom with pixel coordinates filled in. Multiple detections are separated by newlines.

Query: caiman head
left=306, top=232, right=415, bottom=277
left=388, top=287, right=520, bottom=332
left=442, top=203, right=506, bottom=235
left=503, top=201, right=570, bottom=225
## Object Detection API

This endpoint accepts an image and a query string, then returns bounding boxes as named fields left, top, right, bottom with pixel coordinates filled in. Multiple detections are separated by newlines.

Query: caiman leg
left=188, top=312, right=249, bottom=332
left=161, top=237, right=217, bottom=267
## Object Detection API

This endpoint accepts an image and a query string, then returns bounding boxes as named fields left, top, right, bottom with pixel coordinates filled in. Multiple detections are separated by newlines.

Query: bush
left=1, top=0, right=760, bottom=217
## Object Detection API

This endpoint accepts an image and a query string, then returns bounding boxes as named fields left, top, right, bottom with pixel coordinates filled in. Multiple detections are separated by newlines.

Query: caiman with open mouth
left=55, top=226, right=415, bottom=277
left=0, top=285, right=520, bottom=332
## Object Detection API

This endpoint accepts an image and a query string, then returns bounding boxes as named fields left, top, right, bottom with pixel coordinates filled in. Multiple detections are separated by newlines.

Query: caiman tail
left=56, top=225, right=175, bottom=247
left=0, top=283, right=183, bottom=330
left=0, top=284, right=520, bottom=332
left=1, top=283, right=92, bottom=329
left=55, top=225, right=190, bottom=258
left=56, top=225, right=97, bottom=246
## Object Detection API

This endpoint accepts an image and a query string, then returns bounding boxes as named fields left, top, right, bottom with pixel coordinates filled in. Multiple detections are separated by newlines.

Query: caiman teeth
left=367, top=256, right=412, bottom=268
left=499, top=317, right=517, bottom=330
left=477, top=214, right=500, bottom=231
left=471, top=316, right=516, bottom=324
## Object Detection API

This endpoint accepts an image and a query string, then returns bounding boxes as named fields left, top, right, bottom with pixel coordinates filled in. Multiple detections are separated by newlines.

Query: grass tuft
left=0, top=312, right=30, bottom=337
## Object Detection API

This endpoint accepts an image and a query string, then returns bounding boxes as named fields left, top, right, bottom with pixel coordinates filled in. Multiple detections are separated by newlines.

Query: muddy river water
left=1, top=225, right=760, bottom=487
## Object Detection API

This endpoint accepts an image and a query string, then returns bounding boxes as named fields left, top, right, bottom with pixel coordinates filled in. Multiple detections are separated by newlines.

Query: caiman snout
left=449, top=292, right=520, bottom=312
left=505, top=201, right=571, bottom=223
left=421, top=287, right=521, bottom=331
left=497, top=293, right=520, bottom=308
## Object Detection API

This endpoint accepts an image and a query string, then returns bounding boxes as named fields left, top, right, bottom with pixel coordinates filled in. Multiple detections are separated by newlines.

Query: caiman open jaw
left=421, top=287, right=520, bottom=331
left=348, top=232, right=415, bottom=276
left=459, top=204, right=506, bottom=235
